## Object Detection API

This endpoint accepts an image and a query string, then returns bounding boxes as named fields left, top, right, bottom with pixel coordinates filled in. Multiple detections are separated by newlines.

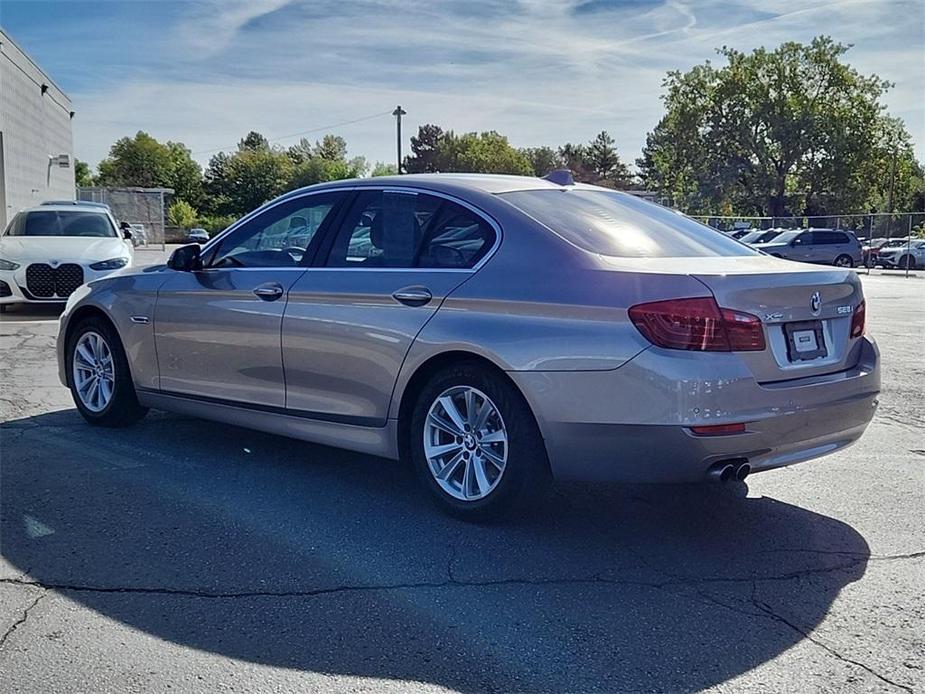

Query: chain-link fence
left=690, top=212, right=925, bottom=239
left=77, top=186, right=173, bottom=249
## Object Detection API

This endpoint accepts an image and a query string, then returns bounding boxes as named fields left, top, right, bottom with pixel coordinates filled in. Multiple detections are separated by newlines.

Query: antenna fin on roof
left=543, top=169, right=575, bottom=186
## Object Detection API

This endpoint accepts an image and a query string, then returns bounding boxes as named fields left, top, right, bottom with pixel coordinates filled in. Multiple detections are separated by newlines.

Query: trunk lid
left=599, top=255, right=864, bottom=383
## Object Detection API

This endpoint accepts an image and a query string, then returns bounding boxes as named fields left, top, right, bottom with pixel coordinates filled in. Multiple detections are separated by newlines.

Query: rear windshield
left=498, top=189, right=755, bottom=258
left=9, top=210, right=116, bottom=238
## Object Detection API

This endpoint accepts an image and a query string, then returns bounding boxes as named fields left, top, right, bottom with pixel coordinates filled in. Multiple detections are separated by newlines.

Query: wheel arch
left=394, top=349, right=543, bottom=464
left=62, top=304, right=121, bottom=387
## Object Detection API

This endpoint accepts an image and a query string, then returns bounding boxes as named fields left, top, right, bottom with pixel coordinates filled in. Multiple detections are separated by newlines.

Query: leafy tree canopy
left=167, top=199, right=197, bottom=229
left=404, top=127, right=532, bottom=175
left=96, top=131, right=203, bottom=207
left=74, top=159, right=95, bottom=187
left=637, top=36, right=922, bottom=215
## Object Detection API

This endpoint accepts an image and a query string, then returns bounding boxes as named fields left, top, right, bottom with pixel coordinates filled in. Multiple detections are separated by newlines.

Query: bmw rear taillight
left=628, top=297, right=766, bottom=352
left=850, top=300, right=865, bottom=338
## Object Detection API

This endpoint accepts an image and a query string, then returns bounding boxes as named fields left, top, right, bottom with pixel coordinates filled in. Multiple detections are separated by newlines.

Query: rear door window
left=813, top=231, right=842, bottom=245
left=324, top=190, right=495, bottom=269
left=499, top=189, right=755, bottom=258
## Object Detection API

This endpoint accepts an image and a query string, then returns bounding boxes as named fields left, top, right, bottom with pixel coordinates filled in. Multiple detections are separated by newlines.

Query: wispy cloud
left=5, top=0, right=922, bottom=167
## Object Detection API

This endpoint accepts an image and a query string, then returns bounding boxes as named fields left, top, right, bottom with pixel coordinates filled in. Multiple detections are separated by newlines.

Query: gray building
left=0, top=28, right=75, bottom=230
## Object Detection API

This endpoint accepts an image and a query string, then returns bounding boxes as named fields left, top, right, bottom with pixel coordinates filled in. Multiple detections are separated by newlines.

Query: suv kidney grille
left=25, top=263, right=84, bottom=298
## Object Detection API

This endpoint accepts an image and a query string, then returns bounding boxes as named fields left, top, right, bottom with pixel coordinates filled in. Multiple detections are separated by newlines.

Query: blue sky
left=3, top=0, right=923, bottom=169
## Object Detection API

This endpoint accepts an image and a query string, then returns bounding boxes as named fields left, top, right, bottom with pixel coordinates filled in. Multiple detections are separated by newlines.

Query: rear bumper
left=510, top=336, right=880, bottom=483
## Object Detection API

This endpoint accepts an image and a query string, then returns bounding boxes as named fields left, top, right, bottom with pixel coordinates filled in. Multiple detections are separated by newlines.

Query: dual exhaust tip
left=707, top=460, right=751, bottom=483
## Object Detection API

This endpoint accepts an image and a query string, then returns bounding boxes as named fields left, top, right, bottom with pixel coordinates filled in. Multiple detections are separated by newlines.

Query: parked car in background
left=188, top=228, right=209, bottom=244
left=55, top=174, right=878, bottom=519
left=729, top=227, right=758, bottom=240
left=875, top=239, right=923, bottom=269
left=1, top=205, right=133, bottom=312
left=739, top=229, right=783, bottom=245
left=753, top=228, right=862, bottom=267
left=870, top=237, right=910, bottom=267
left=861, top=237, right=889, bottom=266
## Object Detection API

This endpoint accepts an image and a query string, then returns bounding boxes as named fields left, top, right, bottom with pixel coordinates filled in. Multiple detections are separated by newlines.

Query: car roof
left=22, top=205, right=111, bottom=214
left=277, top=173, right=583, bottom=203
left=39, top=200, right=111, bottom=209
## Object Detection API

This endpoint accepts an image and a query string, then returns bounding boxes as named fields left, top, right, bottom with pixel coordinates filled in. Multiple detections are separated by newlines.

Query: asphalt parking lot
left=0, top=269, right=922, bottom=693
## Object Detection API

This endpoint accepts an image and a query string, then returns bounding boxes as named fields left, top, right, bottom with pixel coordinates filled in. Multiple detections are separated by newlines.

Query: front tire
left=67, top=316, right=148, bottom=427
left=899, top=254, right=916, bottom=270
left=834, top=254, right=854, bottom=268
left=410, top=362, right=549, bottom=521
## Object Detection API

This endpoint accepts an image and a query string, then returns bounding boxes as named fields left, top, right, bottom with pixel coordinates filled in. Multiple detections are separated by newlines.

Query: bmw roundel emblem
left=810, top=291, right=821, bottom=315
left=50, top=260, right=59, bottom=267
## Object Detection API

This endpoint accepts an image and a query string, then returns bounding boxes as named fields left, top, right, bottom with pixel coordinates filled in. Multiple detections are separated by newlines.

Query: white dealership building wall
left=0, top=28, right=75, bottom=231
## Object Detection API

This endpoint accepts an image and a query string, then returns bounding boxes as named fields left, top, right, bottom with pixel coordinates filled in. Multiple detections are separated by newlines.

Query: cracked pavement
left=0, top=271, right=923, bottom=693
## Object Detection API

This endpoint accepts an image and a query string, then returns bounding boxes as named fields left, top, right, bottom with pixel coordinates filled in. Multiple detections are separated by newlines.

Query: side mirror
left=122, top=229, right=133, bottom=240
left=167, top=243, right=202, bottom=271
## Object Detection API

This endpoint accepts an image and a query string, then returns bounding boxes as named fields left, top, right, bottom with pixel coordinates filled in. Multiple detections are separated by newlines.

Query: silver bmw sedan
left=56, top=173, right=880, bottom=519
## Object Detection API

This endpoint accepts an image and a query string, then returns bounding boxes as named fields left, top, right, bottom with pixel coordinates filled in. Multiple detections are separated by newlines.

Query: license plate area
left=784, top=320, right=827, bottom=361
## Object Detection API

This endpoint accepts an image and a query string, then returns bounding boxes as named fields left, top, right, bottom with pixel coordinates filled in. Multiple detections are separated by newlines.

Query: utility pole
left=885, top=138, right=898, bottom=239
left=392, top=105, right=406, bottom=174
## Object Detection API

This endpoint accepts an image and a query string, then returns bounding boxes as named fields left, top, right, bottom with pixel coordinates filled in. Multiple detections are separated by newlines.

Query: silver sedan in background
left=56, top=173, right=880, bottom=519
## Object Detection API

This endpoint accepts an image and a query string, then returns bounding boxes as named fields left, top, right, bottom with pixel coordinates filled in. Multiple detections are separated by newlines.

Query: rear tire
left=409, top=362, right=550, bottom=521
left=66, top=316, right=148, bottom=427
left=834, top=254, right=854, bottom=268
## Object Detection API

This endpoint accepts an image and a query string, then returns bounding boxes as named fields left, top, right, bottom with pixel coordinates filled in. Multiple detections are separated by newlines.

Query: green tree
left=404, top=124, right=448, bottom=173
left=204, top=131, right=370, bottom=215
left=96, top=131, right=203, bottom=206
left=166, top=142, right=203, bottom=207
left=521, top=146, right=562, bottom=176
left=404, top=126, right=531, bottom=175
left=585, top=131, right=631, bottom=188
left=637, top=37, right=916, bottom=215
left=313, top=134, right=348, bottom=161
left=74, top=159, right=95, bottom=187
left=97, top=131, right=174, bottom=188
left=167, top=199, right=197, bottom=229
left=238, top=131, right=270, bottom=151
left=454, top=131, right=532, bottom=174
left=203, top=134, right=292, bottom=216
left=371, top=162, right=398, bottom=177
left=557, top=143, right=595, bottom=182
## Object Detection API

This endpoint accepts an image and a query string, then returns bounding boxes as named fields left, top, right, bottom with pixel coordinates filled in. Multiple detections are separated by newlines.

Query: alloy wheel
left=73, top=331, right=115, bottom=413
left=423, top=385, right=508, bottom=501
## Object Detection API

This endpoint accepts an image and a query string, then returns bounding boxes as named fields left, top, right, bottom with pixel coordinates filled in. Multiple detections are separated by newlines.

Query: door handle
left=253, top=283, right=284, bottom=301
left=392, top=286, right=433, bottom=307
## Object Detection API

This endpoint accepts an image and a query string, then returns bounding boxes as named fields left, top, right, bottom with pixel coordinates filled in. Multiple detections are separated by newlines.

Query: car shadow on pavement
left=1, top=409, right=870, bottom=692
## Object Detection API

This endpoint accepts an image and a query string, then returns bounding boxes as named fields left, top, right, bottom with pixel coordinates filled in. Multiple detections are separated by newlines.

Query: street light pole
left=886, top=141, right=898, bottom=238
left=392, top=105, right=406, bottom=174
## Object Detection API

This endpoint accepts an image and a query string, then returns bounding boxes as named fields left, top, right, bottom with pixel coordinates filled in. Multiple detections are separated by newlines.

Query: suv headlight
left=0, top=258, right=20, bottom=271
left=89, top=257, right=129, bottom=270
